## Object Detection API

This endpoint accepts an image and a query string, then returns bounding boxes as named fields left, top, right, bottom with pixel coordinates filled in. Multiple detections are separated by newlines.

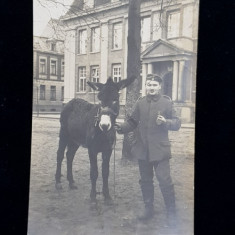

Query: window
left=61, top=60, right=65, bottom=77
left=50, top=60, right=57, bottom=75
left=39, top=58, right=46, bottom=74
left=51, top=43, right=56, bottom=51
left=39, top=85, right=45, bottom=100
left=95, top=0, right=110, bottom=7
left=167, top=12, right=180, bottom=38
left=50, top=86, right=56, bottom=101
left=91, top=66, right=99, bottom=83
left=182, top=6, right=193, bottom=38
left=84, top=0, right=94, bottom=8
left=78, top=67, right=86, bottom=92
left=112, top=64, right=121, bottom=83
left=141, top=17, right=151, bottom=42
left=113, top=23, right=122, bottom=49
left=78, top=29, right=87, bottom=54
left=91, top=27, right=100, bottom=52
left=61, top=86, right=64, bottom=101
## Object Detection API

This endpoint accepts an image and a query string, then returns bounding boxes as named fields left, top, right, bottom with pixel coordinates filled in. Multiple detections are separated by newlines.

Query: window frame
left=61, top=60, right=65, bottom=77
left=77, top=67, right=87, bottom=92
left=51, top=43, right=56, bottom=51
left=112, top=64, right=122, bottom=83
left=39, top=57, right=47, bottom=74
left=78, top=29, right=87, bottom=54
left=94, top=0, right=110, bottom=7
left=141, top=16, right=151, bottom=43
left=182, top=6, right=193, bottom=38
left=90, top=66, right=99, bottom=83
left=50, top=59, right=57, bottom=75
left=112, top=22, right=123, bottom=50
left=167, top=11, right=181, bottom=39
left=50, top=85, right=56, bottom=101
left=39, top=85, right=46, bottom=100
left=61, top=86, right=64, bottom=101
left=91, top=27, right=100, bottom=53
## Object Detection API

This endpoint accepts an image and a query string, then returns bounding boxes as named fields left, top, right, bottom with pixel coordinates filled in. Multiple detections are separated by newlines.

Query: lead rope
left=113, top=131, right=117, bottom=201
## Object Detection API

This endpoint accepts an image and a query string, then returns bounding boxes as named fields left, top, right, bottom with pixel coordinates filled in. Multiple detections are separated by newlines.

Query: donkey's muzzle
left=99, top=123, right=111, bottom=132
left=99, top=114, right=112, bottom=132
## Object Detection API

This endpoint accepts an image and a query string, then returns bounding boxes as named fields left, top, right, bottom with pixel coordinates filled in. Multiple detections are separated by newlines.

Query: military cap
left=146, top=74, right=163, bottom=83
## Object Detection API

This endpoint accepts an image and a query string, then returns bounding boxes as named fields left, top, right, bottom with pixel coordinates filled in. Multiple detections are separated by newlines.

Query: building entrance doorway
left=162, top=72, right=173, bottom=98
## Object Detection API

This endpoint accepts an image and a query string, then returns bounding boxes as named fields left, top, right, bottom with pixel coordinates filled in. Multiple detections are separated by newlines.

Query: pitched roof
left=141, top=39, right=194, bottom=59
left=63, top=0, right=84, bottom=16
left=41, top=18, right=65, bottom=41
left=33, top=36, right=64, bottom=54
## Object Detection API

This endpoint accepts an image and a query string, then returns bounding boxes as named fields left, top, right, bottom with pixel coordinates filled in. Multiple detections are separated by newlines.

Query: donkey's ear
left=116, top=75, right=136, bottom=90
left=87, top=81, right=104, bottom=91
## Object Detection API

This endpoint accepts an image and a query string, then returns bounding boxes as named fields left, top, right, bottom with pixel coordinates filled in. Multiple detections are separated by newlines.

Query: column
left=147, top=63, right=153, bottom=75
left=141, top=63, right=148, bottom=96
left=57, top=57, right=61, bottom=81
left=185, top=60, right=192, bottom=102
left=172, top=61, right=179, bottom=101
left=100, top=22, right=108, bottom=83
left=178, top=60, right=185, bottom=101
left=64, top=30, right=76, bottom=103
left=47, top=55, right=50, bottom=80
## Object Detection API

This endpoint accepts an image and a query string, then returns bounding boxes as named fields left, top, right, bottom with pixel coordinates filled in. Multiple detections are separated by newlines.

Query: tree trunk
left=122, top=0, right=141, bottom=161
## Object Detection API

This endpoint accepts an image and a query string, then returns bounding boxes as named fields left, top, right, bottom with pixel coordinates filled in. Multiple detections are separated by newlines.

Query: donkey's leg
left=55, top=128, right=67, bottom=190
left=66, top=141, right=79, bottom=189
left=102, top=149, right=113, bottom=202
left=88, top=149, right=98, bottom=202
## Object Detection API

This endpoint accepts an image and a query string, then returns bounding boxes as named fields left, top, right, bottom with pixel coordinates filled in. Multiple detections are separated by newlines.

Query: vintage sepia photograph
left=29, top=0, right=199, bottom=234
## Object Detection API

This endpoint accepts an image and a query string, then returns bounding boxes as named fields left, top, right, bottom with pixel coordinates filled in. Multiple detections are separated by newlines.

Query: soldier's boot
left=161, top=185, right=177, bottom=227
left=138, top=204, right=154, bottom=221
left=138, top=180, right=154, bottom=221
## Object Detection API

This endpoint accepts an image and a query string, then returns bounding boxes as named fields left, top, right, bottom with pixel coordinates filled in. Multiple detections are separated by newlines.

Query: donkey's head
left=87, top=77, right=132, bottom=132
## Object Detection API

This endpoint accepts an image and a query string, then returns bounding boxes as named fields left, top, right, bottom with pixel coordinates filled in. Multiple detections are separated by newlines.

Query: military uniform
left=118, top=92, right=181, bottom=223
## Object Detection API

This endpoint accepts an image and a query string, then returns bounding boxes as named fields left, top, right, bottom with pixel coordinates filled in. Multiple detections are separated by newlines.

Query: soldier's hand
left=156, top=115, right=166, bottom=125
left=114, top=123, right=122, bottom=134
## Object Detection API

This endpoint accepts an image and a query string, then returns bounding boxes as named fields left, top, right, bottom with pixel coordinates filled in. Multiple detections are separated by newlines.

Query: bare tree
left=121, top=0, right=141, bottom=161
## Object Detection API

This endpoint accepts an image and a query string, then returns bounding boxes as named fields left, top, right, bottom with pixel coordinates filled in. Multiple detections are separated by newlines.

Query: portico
left=141, top=40, right=196, bottom=123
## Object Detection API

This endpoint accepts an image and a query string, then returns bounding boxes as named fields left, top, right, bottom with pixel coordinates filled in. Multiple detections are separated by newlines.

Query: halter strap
left=94, top=106, right=100, bottom=127
left=100, top=107, right=118, bottom=116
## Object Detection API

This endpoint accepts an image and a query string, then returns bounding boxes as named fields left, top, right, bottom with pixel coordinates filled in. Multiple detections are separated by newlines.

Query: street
left=28, top=117, right=194, bottom=235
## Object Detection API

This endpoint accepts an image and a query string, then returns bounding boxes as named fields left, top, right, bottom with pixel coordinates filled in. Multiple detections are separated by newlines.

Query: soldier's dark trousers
left=138, top=159, right=176, bottom=217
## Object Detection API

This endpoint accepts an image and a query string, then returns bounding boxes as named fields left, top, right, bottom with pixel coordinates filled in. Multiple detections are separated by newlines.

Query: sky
left=33, top=0, right=74, bottom=36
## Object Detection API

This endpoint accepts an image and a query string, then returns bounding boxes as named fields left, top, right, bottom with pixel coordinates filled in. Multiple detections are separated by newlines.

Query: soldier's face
left=145, top=80, right=161, bottom=95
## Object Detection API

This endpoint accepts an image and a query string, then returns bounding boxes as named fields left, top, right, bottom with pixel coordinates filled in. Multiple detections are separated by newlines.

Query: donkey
left=55, top=77, right=132, bottom=203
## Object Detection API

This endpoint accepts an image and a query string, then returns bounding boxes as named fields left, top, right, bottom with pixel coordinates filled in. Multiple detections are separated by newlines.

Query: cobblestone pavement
left=28, top=117, right=194, bottom=235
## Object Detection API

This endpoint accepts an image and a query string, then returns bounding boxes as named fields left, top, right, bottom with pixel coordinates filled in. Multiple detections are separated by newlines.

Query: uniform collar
left=146, top=94, right=161, bottom=102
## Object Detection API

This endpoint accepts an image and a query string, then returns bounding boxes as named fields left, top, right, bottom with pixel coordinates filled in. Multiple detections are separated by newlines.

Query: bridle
left=93, top=103, right=118, bottom=201
left=94, top=105, right=118, bottom=128
left=94, top=107, right=100, bottom=128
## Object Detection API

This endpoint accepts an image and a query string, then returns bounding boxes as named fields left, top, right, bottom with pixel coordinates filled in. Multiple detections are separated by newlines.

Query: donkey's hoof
left=104, top=196, right=113, bottom=205
left=90, top=197, right=97, bottom=204
left=89, top=199, right=97, bottom=211
left=90, top=191, right=97, bottom=203
left=69, top=182, right=78, bottom=190
left=55, top=183, right=63, bottom=190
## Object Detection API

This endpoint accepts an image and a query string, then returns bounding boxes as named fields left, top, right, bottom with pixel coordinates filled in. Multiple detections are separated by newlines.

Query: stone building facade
left=62, top=0, right=199, bottom=122
left=33, top=19, right=65, bottom=113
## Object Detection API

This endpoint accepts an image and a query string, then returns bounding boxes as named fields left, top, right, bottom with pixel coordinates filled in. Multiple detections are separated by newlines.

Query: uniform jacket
left=120, top=94, right=181, bottom=162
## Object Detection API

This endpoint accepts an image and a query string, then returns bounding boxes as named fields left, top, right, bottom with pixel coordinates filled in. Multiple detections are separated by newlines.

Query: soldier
left=115, top=74, right=181, bottom=227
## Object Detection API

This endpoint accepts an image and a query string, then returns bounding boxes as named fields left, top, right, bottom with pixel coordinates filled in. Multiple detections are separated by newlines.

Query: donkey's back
left=60, top=98, right=98, bottom=145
